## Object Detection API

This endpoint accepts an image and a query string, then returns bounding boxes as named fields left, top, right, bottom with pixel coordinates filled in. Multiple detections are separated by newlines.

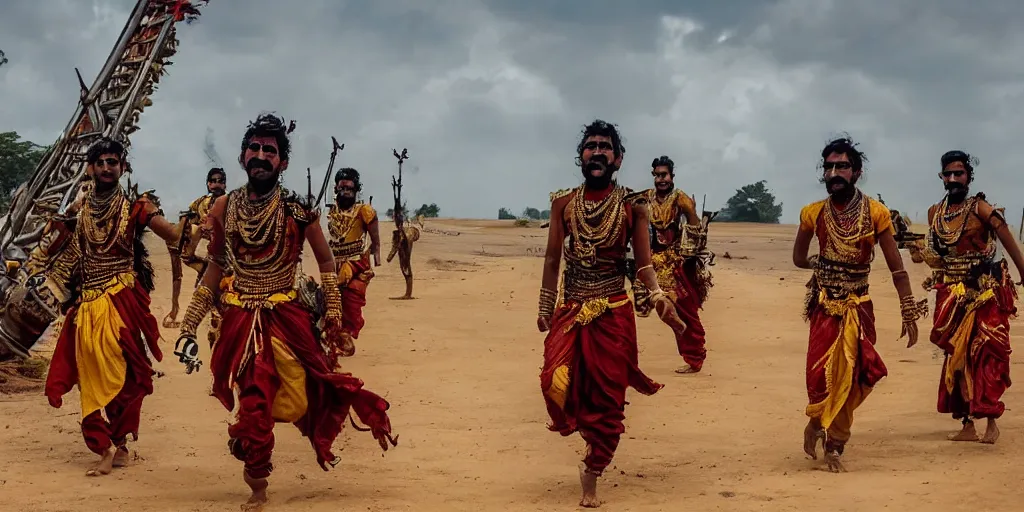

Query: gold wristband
left=181, top=285, right=215, bottom=336
left=899, top=295, right=928, bottom=323
left=538, top=287, right=557, bottom=317
left=321, top=272, right=342, bottom=321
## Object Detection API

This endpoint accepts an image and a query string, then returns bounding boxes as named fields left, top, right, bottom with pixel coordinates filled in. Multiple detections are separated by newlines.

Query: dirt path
left=0, top=221, right=1020, bottom=511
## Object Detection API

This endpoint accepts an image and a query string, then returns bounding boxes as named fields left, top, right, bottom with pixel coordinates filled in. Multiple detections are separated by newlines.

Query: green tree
left=718, top=180, right=783, bottom=223
left=522, top=207, right=542, bottom=220
left=540, top=209, right=551, bottom=220
left=0, top=131, right=48, bottom=214
left=414, top=203, right=440, bottom=218
left=498, top=207, right=517, bottom=220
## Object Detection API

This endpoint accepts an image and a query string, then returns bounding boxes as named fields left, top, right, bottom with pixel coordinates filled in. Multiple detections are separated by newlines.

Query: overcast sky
left=2, top=0, right=1024, bottom=223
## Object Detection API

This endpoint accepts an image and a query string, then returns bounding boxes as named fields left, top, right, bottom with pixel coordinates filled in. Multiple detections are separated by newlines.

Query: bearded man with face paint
left=326, top=167, right=381, bottom=355
left=163, top=167, right=228, bottom=338
left=174, top=113, right=397, bottom=511
left=43, top=137, right=182, bottom=477
left=634, top=155, right=711, bottom=374
left=906, top=151, right=1024, bottom=445
left=538, top=120, right=686, bottom=508
left=792, top=136, right=926, bottom=473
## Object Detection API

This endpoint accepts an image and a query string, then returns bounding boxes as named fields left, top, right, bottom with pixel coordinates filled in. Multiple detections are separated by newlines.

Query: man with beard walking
left=908, top=150, right=1024, bottom=444
left=163, top=168, right=227, bottom=338
left=326, top=167, right=381, bottom=356
left=792, top=136, right=926, bottom=472
left=634, top=155, right=712, bottom=374
left=175, top=113, right=396, bottom=511
left=538, top=119, right=686, bottom=507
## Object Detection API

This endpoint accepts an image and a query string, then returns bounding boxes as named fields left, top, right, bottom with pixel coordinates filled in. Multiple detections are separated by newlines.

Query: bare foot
left=578, top=464, right=601, bottom=508
left=803, top=422, right=824, bottom=460
left=980, top=419, right=1000, bottom=444
left=162, top=312, right=181, bottom=329
left=241, top=472, right=269, bottom=512
left=949, top=421, right=979, bottom=442
left=824, top=449, right=846, bottom=473
left=112, top=446, right=130, bottom=468
left=674, top=364, right=701, bottom=374
left=86, top=446, right=116, bottom=477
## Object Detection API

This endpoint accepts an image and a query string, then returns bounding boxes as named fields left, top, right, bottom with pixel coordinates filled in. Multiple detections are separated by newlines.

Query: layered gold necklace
left=225, top=186, right=296, bottom=296
left=646, top=189, right=679, bottom=230
left=930, top=195, right=976, bottom=247
left=567, top=184, right=626, bottom=266
left=822, top=190, right=870, bottom=262
left=328, top=203, right=359, bottom=240
left=80, top=185, right=129, bottom=254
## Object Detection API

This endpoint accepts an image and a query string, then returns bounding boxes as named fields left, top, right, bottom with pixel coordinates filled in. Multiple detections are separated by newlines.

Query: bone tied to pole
left=387, top=148, right=418, bottom=299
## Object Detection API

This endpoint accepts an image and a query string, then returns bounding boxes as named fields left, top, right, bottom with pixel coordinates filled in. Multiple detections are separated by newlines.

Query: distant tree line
left=386, top=202, right=440, bottom=219
left=498, top=207, right=550, bottom=221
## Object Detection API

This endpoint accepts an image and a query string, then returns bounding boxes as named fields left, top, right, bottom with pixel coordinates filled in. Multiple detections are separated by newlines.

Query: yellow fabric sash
left=76, top=273, right=135, bottom=419
left=268, top=335, right=308, bottom=423
left=805, top=292, right=870, bottom=430
left=942, top=282, right=996, bottom=399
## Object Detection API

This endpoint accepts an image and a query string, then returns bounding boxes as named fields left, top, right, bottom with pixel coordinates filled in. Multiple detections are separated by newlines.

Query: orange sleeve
left=799, top=202, right=823, bottom=232
left=360, top=204, right=378, bottom=224
left=869, top=199, right=894, bottom=236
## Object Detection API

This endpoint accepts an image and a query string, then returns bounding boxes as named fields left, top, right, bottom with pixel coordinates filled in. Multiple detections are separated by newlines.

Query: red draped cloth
left=931, top=283, right=1016, bottom=420
left=45, top=279, right=162, bottom=454
left=540, top=293, right=663, bottom=474
left=805, top=298, right=887, bottom=445
left=671, top=261, right=707, bottom=370
left=341, top=254, right=373, bottom=339
left=212, top=300, right=393, bottom=479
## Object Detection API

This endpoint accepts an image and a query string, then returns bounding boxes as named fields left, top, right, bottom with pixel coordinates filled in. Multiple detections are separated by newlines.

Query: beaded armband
left=538, top=288, right=557, bottom=318
left=181, top=285, right=215, bottom=336
left=321, top=272, right=342, bottom=322
left=899, top=295, right=928, bottom=323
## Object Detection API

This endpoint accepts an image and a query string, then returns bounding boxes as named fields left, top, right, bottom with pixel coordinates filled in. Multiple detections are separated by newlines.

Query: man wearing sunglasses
left=792, top=136, right=926, bottom=472
left=907, top=150, right=1024, bottom=445
left=537, top=119, right=685, bottom=508
left=632, top=155, right=713, bottom=374
left=163, top=168, right=227, bottom=337
left=43, top=137, right=182, bottom=477
left=174, top=113, right=396, bottom=510
left=326, top=167, right=381, bottom=357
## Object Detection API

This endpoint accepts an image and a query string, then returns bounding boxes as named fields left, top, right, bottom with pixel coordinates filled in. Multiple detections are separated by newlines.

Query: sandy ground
left=1, top=218, right=1022, bottom=512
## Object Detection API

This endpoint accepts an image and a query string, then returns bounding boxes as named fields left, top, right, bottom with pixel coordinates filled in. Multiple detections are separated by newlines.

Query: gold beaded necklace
left=80, top=185, right=129, bottom=254
left=930, top=195, right=976, bottom=247
left=646, top=188, right=679, bottom=230
left=567, top=184, right=626, bottom=266
left=822, top=190, right=871, bottom=262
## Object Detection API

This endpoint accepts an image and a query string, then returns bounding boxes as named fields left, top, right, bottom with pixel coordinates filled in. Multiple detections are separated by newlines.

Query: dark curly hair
left=819, top=134, right=866, bottom=182
left=86, top=137, right=126, bottom=165
left=206, top=167, right=225, bottom=181
left=576, top=119, right=625, bottom=162
left=240, top=112, right=292, bottom=162
left=940, top=150, right=977, bottom=183
left=334, top=167, right=361, bottom=192
left=651, top=155, right=675, bottom=175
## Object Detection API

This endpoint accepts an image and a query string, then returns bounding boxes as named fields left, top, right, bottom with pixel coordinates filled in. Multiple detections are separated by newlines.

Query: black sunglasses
left=823, top=162, right=852, bottom=171
left=940, top=170, right=966, bottom=178
left=247, top=142, right=278, bottom=155
left=583, top=141, right=614, bottom=151
left=208, top=177, right=226, bottom=184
